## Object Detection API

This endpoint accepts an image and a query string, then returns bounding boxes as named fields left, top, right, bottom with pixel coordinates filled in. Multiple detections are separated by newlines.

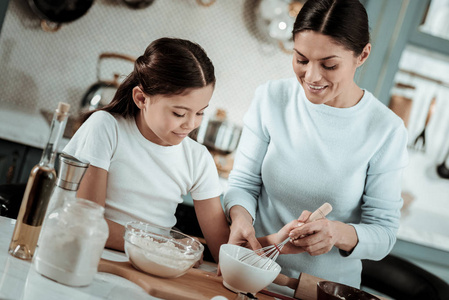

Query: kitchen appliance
left=189, top=109, right=242, bottom=178
left=190, top=109, right=242, bottom=155
left=27, top=0, right=94, bottom=32
left=81, top=52, right=136, bottom=112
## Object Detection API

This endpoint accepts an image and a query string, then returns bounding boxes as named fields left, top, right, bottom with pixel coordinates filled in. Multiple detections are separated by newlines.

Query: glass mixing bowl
left=124, top=221, right=204, bottom=278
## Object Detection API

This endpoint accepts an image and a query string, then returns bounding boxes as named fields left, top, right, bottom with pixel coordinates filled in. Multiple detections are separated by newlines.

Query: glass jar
left=34, top=198, right=108, bottom=286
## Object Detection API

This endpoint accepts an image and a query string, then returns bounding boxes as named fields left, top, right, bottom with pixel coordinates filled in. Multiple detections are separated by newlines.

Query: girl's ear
left=357, top=43, right=371, bottom=67
left=132, top=86, right=148, bottom=109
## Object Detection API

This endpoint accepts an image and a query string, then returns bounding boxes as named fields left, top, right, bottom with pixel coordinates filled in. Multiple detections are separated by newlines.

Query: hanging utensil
left=411, top=96, right=436, bottom=152
left=81, top=52, right=136, bottom=112
left=27, top=0, right=94, bottom=32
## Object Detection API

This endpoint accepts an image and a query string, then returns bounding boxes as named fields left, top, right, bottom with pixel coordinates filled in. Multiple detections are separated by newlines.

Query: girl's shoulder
left=182, top=137, right=210, bottom=155
left=85, top=110, right=117, bottom=123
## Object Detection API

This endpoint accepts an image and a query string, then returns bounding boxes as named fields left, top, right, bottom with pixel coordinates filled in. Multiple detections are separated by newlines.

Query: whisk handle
left=308, top=203, right=332, bottom=222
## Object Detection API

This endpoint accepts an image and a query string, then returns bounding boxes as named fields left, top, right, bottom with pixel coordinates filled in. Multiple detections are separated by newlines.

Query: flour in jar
left=126, top=234, right=199, bottom=278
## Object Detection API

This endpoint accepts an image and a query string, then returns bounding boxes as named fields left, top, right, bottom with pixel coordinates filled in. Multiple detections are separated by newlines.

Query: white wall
left=0, top=0, right=294, bottom=126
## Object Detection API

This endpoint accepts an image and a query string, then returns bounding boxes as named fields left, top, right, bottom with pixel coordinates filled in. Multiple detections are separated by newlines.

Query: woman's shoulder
left=364, top=91, right=406, bottom=133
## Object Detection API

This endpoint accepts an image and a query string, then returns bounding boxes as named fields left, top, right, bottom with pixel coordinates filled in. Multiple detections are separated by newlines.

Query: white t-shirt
left=63, top=111, right=222, bottom=228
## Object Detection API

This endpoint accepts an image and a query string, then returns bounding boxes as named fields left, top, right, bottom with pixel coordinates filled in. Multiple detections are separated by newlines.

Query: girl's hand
left=273, top=219, right=307, bottom=255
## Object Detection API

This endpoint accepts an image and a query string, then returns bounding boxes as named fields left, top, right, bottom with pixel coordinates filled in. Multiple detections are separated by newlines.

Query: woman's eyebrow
left=294, top=49, right=340, bottom=61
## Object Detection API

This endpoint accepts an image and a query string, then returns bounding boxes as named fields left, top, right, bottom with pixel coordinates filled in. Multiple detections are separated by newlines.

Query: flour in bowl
left=126, top=234, right=199, bottom=278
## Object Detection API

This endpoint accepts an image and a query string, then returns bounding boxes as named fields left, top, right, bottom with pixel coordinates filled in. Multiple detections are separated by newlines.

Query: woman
left=64, top=37, right=229, bottom=262
left=224, top=0, right=408, bottom=288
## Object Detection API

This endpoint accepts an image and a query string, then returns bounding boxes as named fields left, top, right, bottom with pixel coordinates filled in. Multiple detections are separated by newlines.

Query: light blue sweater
left=224, top=78, right=408, bottom=288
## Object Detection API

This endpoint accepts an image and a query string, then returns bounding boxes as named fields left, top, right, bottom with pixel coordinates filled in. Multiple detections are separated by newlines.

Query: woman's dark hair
left=292, top=0, right=370, bottom=56
left=84, top=37, right=215, bottom=120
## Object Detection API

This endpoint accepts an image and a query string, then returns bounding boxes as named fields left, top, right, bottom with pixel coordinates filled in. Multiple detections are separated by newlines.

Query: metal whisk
left=239, top=203, right=333, bottom=270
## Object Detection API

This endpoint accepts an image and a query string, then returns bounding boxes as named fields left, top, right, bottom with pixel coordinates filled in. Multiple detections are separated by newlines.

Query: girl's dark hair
left=84, top=37, right=215, bottom=120
left=292, top=0, right=370, bottom=56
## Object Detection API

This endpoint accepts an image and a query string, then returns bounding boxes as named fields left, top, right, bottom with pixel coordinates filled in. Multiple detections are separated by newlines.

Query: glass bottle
left=9, top=102, right=70, bottom=260
left=34, top=198, right=108, bottom=286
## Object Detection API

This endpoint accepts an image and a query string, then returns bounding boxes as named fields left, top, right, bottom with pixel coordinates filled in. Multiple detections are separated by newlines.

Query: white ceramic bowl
left=219, top=244, right=281, bottom=294
left=124, top=221, right=204, bottom=278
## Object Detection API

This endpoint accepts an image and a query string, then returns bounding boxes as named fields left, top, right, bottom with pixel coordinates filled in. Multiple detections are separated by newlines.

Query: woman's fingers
left=297, top=210, right=312, bottom=223
left=289, top=219, right=337, bottom=256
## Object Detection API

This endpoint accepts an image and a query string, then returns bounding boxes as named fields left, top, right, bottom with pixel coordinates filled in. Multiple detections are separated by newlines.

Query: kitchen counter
left=0, top=216, right=160, bottom=300
left=0, top=102, right=70, bottom=151
left=0, top=216, right=281, bottom=300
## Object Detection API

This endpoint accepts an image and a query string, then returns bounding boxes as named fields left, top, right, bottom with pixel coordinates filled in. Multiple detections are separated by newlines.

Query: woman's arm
left=228, top=205, right=262, bottom=250
left=76, top=165, right=125, bottom=251
left=194, top=197, right=230, bottom=263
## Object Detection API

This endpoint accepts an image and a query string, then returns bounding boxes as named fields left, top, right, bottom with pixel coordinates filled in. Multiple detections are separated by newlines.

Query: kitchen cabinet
left=0, top=0, right=8, bottom=35
left=0, top=139, right=44, bottom=185
left=0, top=138, right=63, bottom=186
left=175, top=203, right=214, bottom=262
left=0, top=139, right=27, bottom=184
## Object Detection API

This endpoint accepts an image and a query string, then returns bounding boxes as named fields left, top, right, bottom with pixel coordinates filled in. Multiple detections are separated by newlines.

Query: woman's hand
left=288, top=210, right=358, bottom=256
left=228, top=206, right=262, bottom=250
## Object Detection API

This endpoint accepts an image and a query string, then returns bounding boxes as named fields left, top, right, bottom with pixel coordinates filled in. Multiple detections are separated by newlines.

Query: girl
left=64, top=37, right=230, bottom=262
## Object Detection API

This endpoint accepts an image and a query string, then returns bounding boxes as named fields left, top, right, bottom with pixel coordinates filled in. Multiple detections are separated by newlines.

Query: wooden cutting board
left=98, top=258, right=275, bottom=300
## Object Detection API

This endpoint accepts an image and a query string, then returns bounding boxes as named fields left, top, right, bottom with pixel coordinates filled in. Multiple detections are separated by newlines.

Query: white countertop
left=397, top=150, right=449, bottom=252
left=0, top=216, right=161, bottom=300
left=0, top=102, right=69, bottom=151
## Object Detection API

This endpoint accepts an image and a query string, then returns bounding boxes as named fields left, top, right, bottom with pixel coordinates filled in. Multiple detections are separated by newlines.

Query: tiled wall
left=0, top=0, right=294, bottom=126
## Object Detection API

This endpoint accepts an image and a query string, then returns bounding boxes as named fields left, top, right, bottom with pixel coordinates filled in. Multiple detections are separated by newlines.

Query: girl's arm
left=76, top=165, right=125, bottom=251
left=193, top=197, right=230, bottom=263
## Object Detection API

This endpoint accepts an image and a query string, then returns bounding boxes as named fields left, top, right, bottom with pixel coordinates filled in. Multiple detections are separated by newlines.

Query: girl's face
left=292, top=31, right=370, bottom=108
left=134, top=84, right=214, bottom=146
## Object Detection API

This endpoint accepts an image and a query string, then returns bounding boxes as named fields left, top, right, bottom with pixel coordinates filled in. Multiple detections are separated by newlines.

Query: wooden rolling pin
left=272, top=272, right=321, bottom=300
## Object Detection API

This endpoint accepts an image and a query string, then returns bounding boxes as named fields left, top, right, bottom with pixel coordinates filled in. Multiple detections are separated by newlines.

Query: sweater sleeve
left=347, top=125, right=409, bottom=260
left=224, top=85, right=270, bottom=221
left=62, top=111, right=118, bottom=171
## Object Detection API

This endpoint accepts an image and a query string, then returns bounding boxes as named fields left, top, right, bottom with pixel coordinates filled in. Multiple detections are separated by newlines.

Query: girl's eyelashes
left=173, top=111, right=205, bottom=117
left=173, top=112, right=185, bottom=118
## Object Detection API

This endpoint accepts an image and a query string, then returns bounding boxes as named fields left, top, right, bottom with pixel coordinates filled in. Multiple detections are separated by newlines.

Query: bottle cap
left=56, top=102, right=70, bottom=121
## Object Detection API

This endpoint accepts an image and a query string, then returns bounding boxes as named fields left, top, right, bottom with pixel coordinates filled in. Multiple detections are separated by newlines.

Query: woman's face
left=292, top=31, right=369, bottom=108
left=135, top=85, right=214, bottom=146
